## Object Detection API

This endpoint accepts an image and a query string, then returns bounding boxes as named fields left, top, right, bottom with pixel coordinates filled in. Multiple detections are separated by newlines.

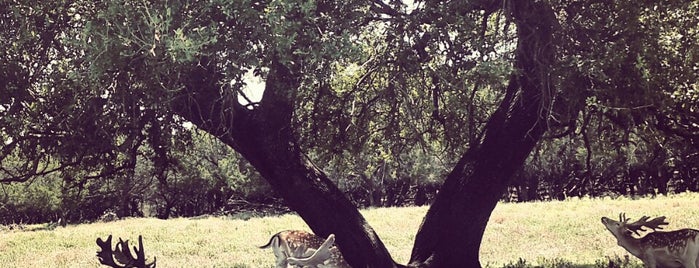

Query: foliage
left=504, top=0, right=699, bottom=201
left=146, top=132, right=272, bottom=218
left=0, top=0, right=698, bottom=231
left=0, top=176, right=61, bottom=224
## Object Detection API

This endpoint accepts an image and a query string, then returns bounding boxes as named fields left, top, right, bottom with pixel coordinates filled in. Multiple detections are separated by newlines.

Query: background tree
left=503, top=0, right=699, bottom=202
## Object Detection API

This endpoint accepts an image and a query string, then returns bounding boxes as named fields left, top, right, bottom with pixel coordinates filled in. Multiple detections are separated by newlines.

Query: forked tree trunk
left=173, top=0, right=559, bottom=267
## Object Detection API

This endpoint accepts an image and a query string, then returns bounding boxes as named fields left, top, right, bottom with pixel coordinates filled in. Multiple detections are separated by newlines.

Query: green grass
left=2, top=192, right=699, bottom=267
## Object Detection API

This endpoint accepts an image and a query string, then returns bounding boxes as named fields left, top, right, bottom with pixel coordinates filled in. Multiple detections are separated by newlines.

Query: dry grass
left=1, top=192, right=698, bottom=267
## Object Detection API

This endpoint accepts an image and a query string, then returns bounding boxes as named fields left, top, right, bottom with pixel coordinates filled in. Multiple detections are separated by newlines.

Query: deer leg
left=274, top=257, right=287, bottom=268
left=683, top=244, right=699, bottom=268
left=272, top=248, right=288, bottom=268
left=642, top=258, right=657, bottom=268
left=684, top=255, right=698, bottom=268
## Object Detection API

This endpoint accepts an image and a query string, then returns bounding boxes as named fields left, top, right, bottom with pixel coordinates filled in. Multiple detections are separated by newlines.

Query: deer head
left=96, top=235, right=157, bottom=268
left=601, top=213, right=668, bottom=238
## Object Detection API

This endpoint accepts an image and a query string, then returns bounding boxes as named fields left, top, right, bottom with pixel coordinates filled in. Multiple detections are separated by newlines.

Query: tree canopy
left=1, top=0, right=698, bottom=267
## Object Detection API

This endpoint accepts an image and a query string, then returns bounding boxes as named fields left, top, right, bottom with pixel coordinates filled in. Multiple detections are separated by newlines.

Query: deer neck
left=615, top=232, right=643, bottom=258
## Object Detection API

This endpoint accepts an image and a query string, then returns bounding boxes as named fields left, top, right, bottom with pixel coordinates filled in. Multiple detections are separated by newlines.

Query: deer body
left=259, top=230, right=349, bottom=268
left=602, top=213, right=699, bottom=268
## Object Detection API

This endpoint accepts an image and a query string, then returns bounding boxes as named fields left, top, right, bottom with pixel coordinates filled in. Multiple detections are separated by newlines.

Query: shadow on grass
left=493, top=255, right=643, bottom=268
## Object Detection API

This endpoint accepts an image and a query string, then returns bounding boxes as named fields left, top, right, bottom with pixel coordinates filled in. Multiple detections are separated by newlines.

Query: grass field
left=2, top=193, right=699, bottom=267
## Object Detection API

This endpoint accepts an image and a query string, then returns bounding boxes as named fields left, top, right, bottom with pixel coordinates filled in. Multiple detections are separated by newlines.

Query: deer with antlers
left=259, top=230, right=350, bottom=268
left=601, top=213, right=699, bottom=268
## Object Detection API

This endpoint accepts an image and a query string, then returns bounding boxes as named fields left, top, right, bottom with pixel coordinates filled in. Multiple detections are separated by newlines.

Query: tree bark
left=172, top=58, right=398, bottom=267
left=408, top=1, right=559, bottom=266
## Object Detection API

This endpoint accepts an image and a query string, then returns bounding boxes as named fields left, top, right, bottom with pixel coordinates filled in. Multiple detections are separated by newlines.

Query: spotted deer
left=601, top=213, right=699, bottom=268
left=259, top=230, right=350, bottom=268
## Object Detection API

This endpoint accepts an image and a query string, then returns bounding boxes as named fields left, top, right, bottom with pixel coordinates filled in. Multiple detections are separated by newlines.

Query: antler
left=287, top=240, right=316, bottom=258
left=96, top=235, right=157, bottom=268
left=619, top=213, right=669, bottom=235
left=287, top=234, right=335, bottom=267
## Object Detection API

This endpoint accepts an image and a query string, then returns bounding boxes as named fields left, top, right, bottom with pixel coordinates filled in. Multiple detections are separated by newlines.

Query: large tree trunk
left=172, top=58, right=398, bottom=267
left=409, top=1, right=558, bottom=266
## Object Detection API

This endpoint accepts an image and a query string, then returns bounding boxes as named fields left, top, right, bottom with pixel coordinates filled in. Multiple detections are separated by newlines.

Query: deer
left=259, top=230, right=350, bottom=268
left=601, top=213, right=699, bottom=268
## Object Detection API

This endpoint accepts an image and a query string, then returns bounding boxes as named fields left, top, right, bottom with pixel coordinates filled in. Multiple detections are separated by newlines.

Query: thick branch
left=172, top=58, right=398, bottom=267
left=408, top=0, right=559, bottom=266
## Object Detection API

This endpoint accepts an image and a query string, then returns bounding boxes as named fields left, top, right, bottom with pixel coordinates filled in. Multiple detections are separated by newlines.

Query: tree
left=2, top=0, right=698, bottom=267
left=507, top=0, right=699, bottom=200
